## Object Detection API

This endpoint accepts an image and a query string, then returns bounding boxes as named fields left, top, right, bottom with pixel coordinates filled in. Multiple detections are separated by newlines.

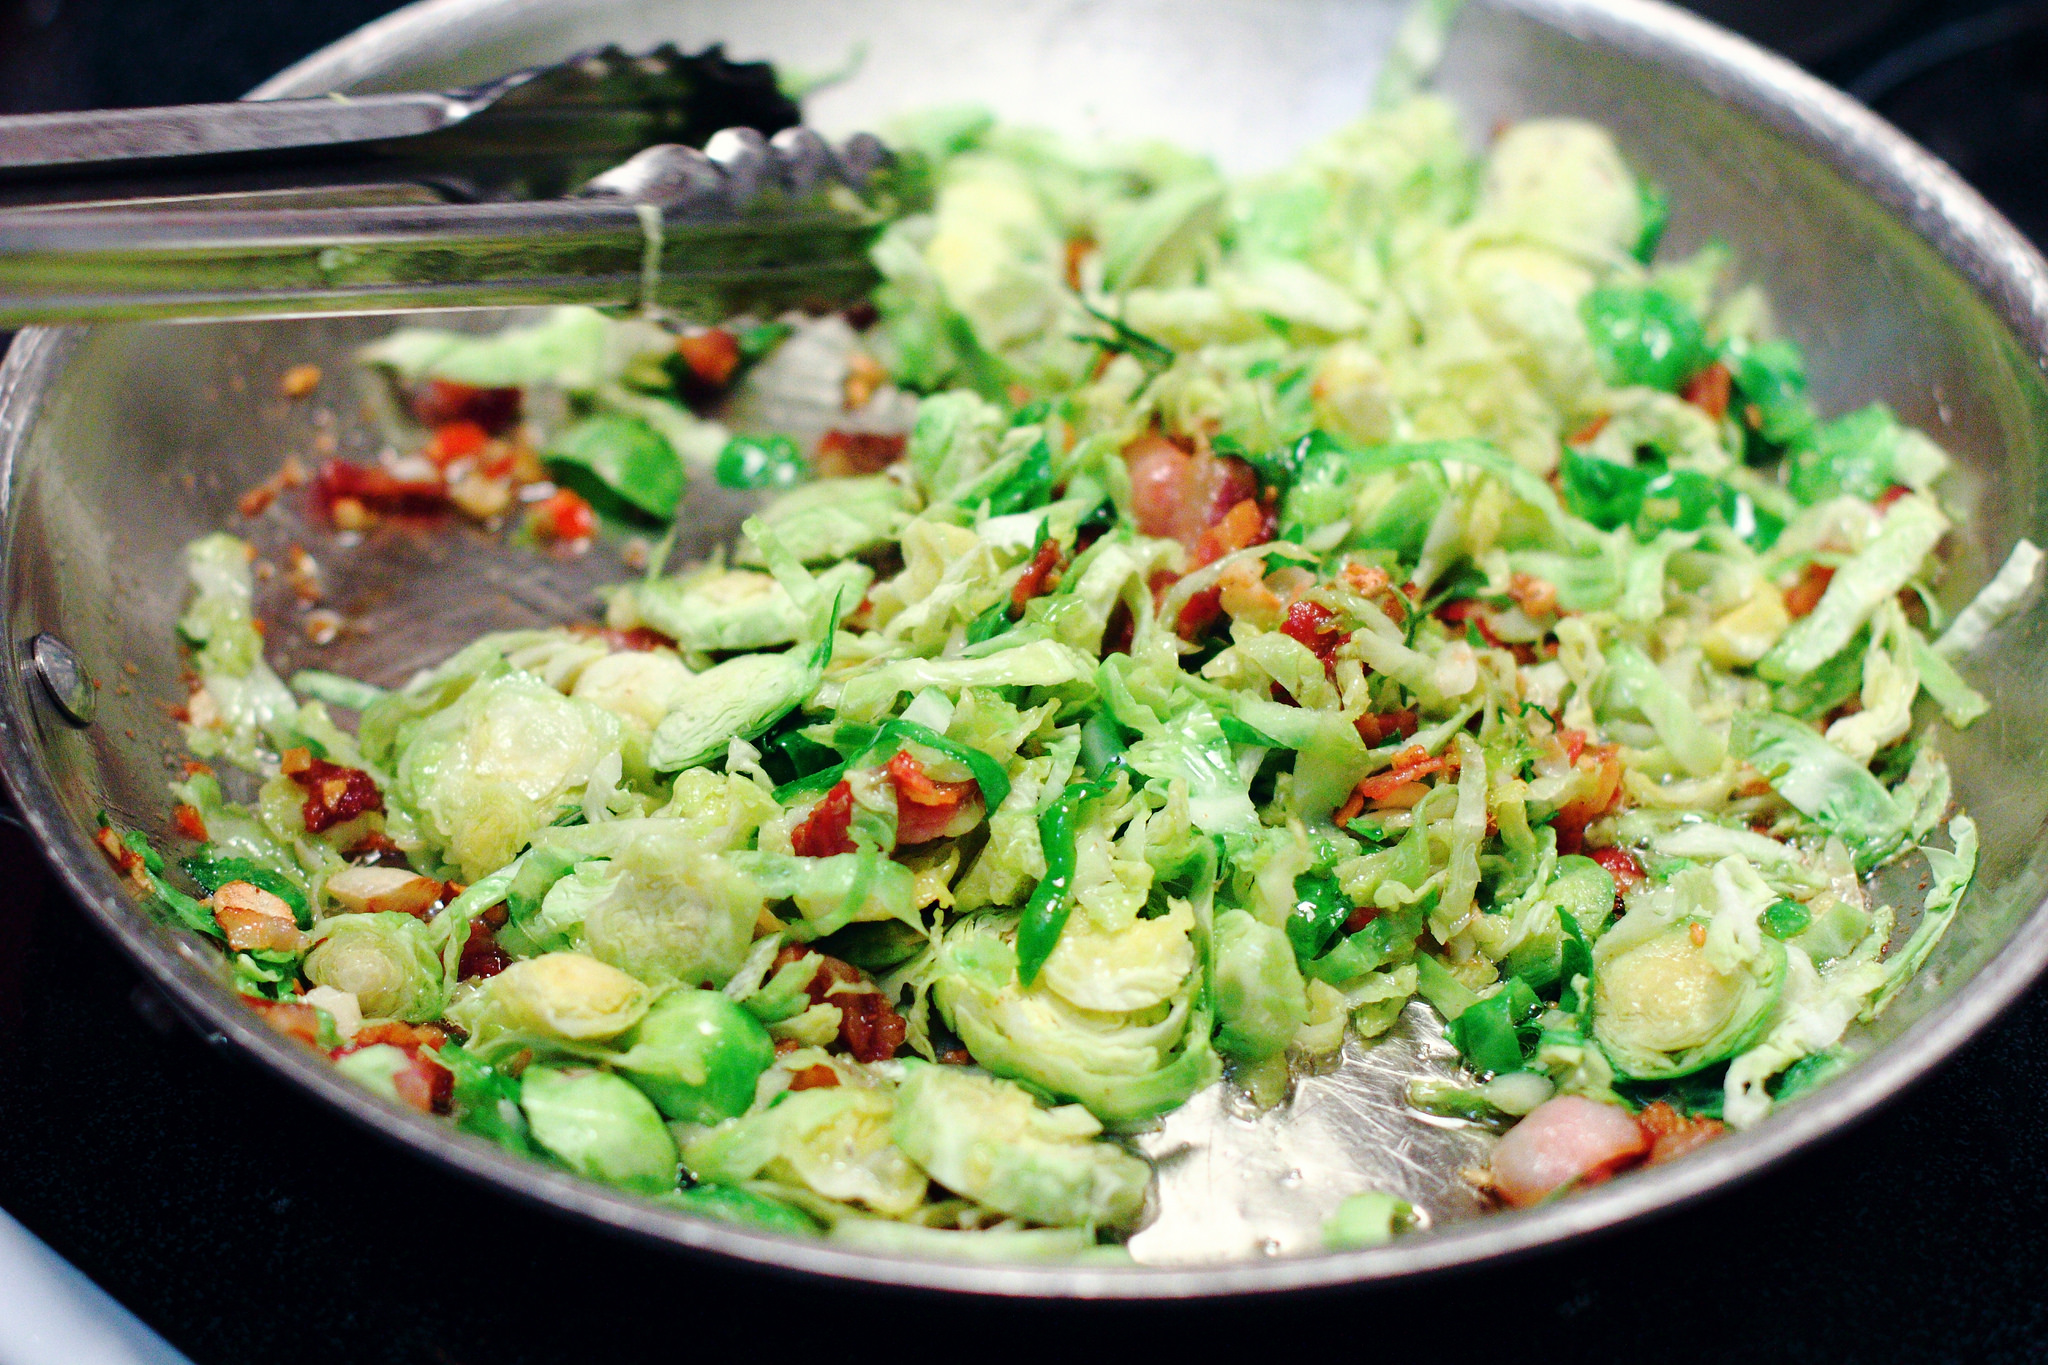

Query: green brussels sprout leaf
left=519, top=1064, right=679, bottom=1195
left=437, top=1041, right=536, bottom=1154
left=714, top=433, right=809, bottom=491
left=1579, top=284, right=1710, bottom=392
left=614, top=990, right=776, bottom=1124
left=646, top=591, right=840, bottom=772
left=545, top=413, right=686, bottom=522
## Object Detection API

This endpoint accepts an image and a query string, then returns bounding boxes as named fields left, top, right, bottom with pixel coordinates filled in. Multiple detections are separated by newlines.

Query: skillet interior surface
left=2, top=0, right=2047, bottom=1295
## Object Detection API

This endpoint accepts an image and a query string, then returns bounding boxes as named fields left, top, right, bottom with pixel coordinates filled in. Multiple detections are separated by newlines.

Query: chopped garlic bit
left=303, top=985, right=362, bottom=1040
left=326, top=865, right=442, bottom=917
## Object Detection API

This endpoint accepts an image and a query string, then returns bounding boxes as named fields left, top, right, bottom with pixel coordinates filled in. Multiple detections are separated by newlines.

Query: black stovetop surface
left=2, top=3, right=2046, bottom=1361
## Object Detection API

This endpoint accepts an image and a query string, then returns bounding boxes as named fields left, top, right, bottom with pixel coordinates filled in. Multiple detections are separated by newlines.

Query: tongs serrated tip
left=578, top=127, right=893, bottom=218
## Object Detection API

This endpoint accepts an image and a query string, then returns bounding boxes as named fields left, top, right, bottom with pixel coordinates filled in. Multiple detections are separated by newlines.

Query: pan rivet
left=29, top=632, right=95, bottom=727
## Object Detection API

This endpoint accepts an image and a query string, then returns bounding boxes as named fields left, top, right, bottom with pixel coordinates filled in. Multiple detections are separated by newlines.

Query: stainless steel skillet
left=3, top=0, right=2047, bottom=1297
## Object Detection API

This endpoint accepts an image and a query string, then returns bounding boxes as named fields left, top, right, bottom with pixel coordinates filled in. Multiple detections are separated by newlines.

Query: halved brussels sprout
left=727, top=851, right=918, bottom=941
left=730, top=475, right=912, bottom=566
left=447, top=951, right=652, bottom=1051
left=1551, top=854, right=1621, bottom=927
left=529, top=822, right=764, bottom=988
left=1593, top=928, right=1786, bottom=1080
left=890, top=1061, right=1151, bottom=1228
left=518, top=1065, right=679, bottom=1195
left=388, top=669, right=626, bottom=879
left=646, top=649, right=819, bottom=772
left=1038, top=901, right=1196, bottom=1015
left=655, top=769, right=782, bottom=852
left=681, top=1084, right=929, bottom=1216
left=569, top=650, right=696, bottom=736
left=303, top=912, right=446, bottom=1022
left=932, top=915, right=1220, bottom=1128
left=613, top=990, right=775, bottom=1124
left=609, top=561, right=873, bottom=655
left=1211, top=910, right=1309, bottom=1063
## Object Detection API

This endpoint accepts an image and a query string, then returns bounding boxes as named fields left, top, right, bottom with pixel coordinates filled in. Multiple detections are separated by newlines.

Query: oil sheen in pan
left=1131, top=1004, right=1493, bottom=1261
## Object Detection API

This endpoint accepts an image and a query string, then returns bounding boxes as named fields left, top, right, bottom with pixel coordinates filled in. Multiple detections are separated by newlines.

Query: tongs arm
left=0, top=129, right=899, bottom=327
left=0, top=43, right=805, bottom=209
left=0, top=94, right=468, bottom=176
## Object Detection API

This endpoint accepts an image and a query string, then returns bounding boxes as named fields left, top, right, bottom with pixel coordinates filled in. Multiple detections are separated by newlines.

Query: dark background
left=3, top=1, right=2047, bottom=1361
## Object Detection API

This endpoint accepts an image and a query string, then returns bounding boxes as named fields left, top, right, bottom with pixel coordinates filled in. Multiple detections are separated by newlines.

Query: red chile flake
left=1680, top=361, right=1732, bottom=421
left=1279, top=598, right=1346, bottom=683
left=282, top=746, right=385, bottom=833
left=312, top=458, right=448, bottom=517
left=675, top=329, right=743, bottom=389
left=458, top=919, right=513, bottom=980
left=787, top=1064, right=840, bottom=1091
left=1343, top=903, right=1380, bottom=935
left=815, top=429, right=908, bottom=478
left=771, top=946, right=910, bottom=1063
left=566, top=622, right=675, bottom=652
left=411, top=379, right=522, bottom=435
left=790, top=780, right=857, bottom=858
left=423, top=420, right=490, bottom=467
left=1010, top=536, right=1065, bottom=616
left=838, top=991, right=908, bottom=1062
left=172, top=803, right=210, bottom=842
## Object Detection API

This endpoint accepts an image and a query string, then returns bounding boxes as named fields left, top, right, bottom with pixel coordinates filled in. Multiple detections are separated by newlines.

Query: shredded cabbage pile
left=131, top=94, right=2037, bottom=1254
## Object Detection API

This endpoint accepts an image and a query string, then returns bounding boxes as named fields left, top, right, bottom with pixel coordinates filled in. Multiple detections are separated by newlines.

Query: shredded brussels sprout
left=139, top=91, right=2004, bottom=1256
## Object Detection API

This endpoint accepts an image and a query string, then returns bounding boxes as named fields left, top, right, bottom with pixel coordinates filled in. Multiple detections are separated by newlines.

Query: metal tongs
left=0, top=45, right=902, bottom=326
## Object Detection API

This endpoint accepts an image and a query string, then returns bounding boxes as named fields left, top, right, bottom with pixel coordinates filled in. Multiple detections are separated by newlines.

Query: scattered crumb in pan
left=303, top=609, right=343, bottom=645
left=279, top=364, right=323, bottom=399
